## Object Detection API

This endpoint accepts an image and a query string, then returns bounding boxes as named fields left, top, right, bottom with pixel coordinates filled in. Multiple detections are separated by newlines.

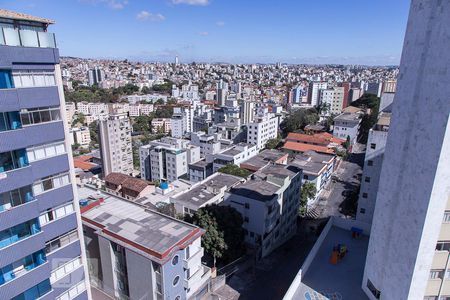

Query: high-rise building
left=362, top=2, right=450, bottom=299
left=308, top=81, right=328, bottom=107
left=356, top=112, right=391, bottom=225
left=0, top=10, right=90, bottom=299
left=246, top=113, right=279, bottom=150
left=87, top=67, right=104, bottom=86
left=239, top=99, right=255, bottom=125
left=319, top=87, right=345, bottom=115
left=98, top=113, right=133, bottom=177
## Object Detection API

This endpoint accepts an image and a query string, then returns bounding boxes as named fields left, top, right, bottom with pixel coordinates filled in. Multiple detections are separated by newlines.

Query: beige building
left=98, top=113, right=133, bottom=176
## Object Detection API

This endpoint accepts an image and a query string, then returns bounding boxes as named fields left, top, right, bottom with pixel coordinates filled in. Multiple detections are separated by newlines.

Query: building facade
left=98, top=113, right=133, bottom=177
left=224, top=164, right=302, bottom=258
left=0, top=10, right=90, bottom=300
left=362, top=2, right=450, bottom=299
left=246, top=114, right=279, bottom=150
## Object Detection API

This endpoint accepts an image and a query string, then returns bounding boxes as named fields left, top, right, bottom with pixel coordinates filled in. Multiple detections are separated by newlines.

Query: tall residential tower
left=0, top=10, right=90, bottom=300
left=362, top=1, right=450, bottom=299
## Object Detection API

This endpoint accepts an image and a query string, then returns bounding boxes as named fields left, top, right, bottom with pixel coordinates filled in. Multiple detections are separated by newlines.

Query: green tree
left=141, top=86, right=151, bottom=94
left=218, top=164, right=251, bottom=178
left=280, top=108, right=319, bottom=136
left=89, top=121, right=99, bottom=148
left=154, top=99, right=165, bottom=105
left=265, top=137, right=281, bottom=149
left=299, top=182, right=317, bottom=216
left=186, top=205, right=245, bottom=266
left=187, top=208, right=227, bottom=267
left=133, top=115, right=153, bottom=133
left=72, top=113, right=86, bottom=126
left=351, top=93, right=381, bottom=143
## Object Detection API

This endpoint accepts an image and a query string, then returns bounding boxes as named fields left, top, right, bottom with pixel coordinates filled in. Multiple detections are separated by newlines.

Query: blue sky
left=1, top=0, right=411, bottom=65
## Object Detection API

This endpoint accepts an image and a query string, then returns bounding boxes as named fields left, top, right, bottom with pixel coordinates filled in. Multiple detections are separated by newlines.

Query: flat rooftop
left=291, top=226, right=369, bottom=300
left=133, top=180, right=191, bottom=207
left=78, top=185, right=202, bottom=261
left=334, top=112, right=361, bottom=122
left=172, top=173, right=242, bottom=207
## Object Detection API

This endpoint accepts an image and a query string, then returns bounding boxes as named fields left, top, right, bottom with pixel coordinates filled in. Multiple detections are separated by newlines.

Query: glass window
left=39, top=110, right=51, bottom=123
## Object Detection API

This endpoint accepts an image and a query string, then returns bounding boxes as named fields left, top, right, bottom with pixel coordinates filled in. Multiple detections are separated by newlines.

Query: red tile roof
left=283, top=141, right=335, bottom=154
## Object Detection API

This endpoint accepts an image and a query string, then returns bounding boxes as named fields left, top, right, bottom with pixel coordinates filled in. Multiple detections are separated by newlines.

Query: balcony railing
left=0, top=27, right=56, bottom=48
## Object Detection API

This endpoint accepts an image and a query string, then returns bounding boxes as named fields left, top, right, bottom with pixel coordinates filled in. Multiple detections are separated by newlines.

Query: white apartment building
left=140, top=137, right=200, bottom=183
left=362, top=2, right=450, bottom=299
left=76, top=101, right=108, bottom=117
left=356, top=113, right=391, bottom=225
left=66, top=101, right=76, bottom=125
left=320, top=87, right=345, bottom=115
left=170, top=172, right=243, bottom=216
left=190, top=131, right=222, bottom=156
left=212, top=143, right=258, bottom=172
left=240, top=100, right=256, bottom=125
left=247, top=113, right=279, bottom=150
left=79, top=186, right=211, bottom=300
left=98, top=113, right=133, bottom=177
left=171, top=106, right=193, bottom=138
left=308, top=81, right=328, bottom=107
left=333, top=112, right=362, bottom=144
left=224, top=164, right=302, bottom=258
left=152, top=118, right=171, bottom=134
left=71, top=127, right=91, bottom=149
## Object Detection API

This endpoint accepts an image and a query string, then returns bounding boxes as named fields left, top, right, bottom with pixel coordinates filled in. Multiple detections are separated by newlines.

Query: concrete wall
left=125, top=249, right=155, bottom=300
left=363, top=1, right=450, bottom=299
left=356, top=128, right=388, bottom=225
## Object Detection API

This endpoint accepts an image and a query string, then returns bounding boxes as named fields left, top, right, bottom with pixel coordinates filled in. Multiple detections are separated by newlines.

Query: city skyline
left=1, top=0, right=410, bottom=65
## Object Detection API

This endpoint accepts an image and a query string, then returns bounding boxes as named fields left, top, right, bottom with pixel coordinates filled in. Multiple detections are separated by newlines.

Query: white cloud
left=216, top=21, right=225, bottom=26
left=172, top=0, right=209, bottom=6
left=198, top=31, right=209, bottom=36
left=137, top=11, right=166, bottom=21
left=80, top=0, right=128, bottom=10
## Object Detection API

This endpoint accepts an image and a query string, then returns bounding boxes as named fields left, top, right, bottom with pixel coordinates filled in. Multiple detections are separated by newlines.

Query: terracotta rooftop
left=105, top=172, right=129, bottom=186
left=283, top=141, right=335, bottom=154
left=0, top=9, right=55, bottom=24
left=121, top=177, right=151, bottom=193
left=74, top=160, right=96, bottom=171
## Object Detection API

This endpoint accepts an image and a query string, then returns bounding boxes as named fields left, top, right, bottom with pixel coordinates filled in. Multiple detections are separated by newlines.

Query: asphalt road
left=310, top=144, right=365, bottom=219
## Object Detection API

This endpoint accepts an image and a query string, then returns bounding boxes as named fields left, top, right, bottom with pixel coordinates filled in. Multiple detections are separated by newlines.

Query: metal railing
left=0, top=27, right=56, bottom=48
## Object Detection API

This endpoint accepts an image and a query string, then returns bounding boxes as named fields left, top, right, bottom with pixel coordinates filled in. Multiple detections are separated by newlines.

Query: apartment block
left=308, top=81, right=328, bottom=107
left=291, top=151, right=336, bottom=204
left=356, top=113, right=391, bottom=225
left=246, top=113, right=279, bottom=150
left=152, top=118, right=171, bottom=134
left=212, top=143, right=258, bottom=172
left=190, top=132, right=222, bottom=156
left=333, top=111, right=362, bottom=143
left=224, top=164, right=302, bottom=258
left=0, top=10, right=90, bottom=300
left=140, top=137, right=200, bottom=183
left=362, top=2, right=450, bottom=299
left=79, top=185, right=211, bottom=300
left=98, top=113, right=133, bottom=177
left=70, top=127, right=91, bottom=149
left=320, top=87, right=345, bottom=115
left=171, top=172, right=243, bottom=215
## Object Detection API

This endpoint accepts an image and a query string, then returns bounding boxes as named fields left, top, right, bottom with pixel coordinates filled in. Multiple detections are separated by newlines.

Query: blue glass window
left=0, top=219, right=41, bottom=249
left=0, top=250, right=47, bottom=286
left=11, top=279, right=51, bottom=300
left=0, top=112, right=22, bottom=131
left=0, top=149, right=29, bottom=173
left=0, top=70, right=14, bottom=89
left=0, top=185, right=34, bottom=212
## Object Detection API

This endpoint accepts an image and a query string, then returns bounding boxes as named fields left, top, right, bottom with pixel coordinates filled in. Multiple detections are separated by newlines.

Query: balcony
left=0, top=231, right=46, bottom=268
left=0, top=198, right=39, bottom=232
left=183, top=248, right=204, bottom=270
left=0, top=121, right=65, bottom=153
left=0, top=261, right=51, bottom=300
left=0, top=27, right=56, bottom=48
